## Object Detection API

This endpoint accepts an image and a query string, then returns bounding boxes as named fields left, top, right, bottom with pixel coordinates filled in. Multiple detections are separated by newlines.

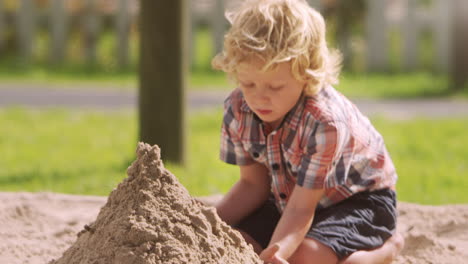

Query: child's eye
left=241, top=82, right=255, bottom=88
left=270, top=85, right=284, bottom=91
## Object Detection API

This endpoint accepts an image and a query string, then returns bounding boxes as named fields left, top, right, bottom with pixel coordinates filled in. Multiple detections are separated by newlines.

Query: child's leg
left=339, top=232, right=404, bottom=264
left=301, top=189, right=399, bottom=263
left=234, top=195, right=281, bottom=253
left=236, top=229, right=264, bottom=254
left=287, top=237, right=339, bottom=264
left=286, top=232, right=403, bottom=264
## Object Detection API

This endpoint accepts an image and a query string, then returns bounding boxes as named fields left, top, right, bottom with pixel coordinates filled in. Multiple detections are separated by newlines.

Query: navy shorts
left=236, top=188, right=397, bottom=259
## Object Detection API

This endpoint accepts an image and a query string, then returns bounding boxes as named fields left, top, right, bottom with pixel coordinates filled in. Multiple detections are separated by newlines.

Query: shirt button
left=279, top=193, right=287, bottom=199
left=272, top=163, right=280, bottom=170
left=253, top=152, right=259, bottom=158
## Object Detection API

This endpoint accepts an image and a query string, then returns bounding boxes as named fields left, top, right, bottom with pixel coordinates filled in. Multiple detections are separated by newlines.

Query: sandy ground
left=1, top=191, right=467, bottom=264
left=46, top=143, right=260, bottom=264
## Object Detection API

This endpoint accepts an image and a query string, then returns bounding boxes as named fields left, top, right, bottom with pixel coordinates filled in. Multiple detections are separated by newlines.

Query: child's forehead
left=236, top=59, right=293, bottom=81
left=237, top=59, right=266, bottom=72
left=237, top=59, right=290, bottom=74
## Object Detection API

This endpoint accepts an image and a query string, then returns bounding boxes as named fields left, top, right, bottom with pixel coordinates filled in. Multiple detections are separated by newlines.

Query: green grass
left=0, top=26, right=231, bottom=90
left=336, top=72, right=467, bottom=99
left=372, top=118, right=468, bottom=205
left=0, top=107, right=237, bottom=197
left=0, top=108, right=467, bottom=205
left=0, top=108, right=138, bottom=194
left=0, top=64, right=232, bottom=92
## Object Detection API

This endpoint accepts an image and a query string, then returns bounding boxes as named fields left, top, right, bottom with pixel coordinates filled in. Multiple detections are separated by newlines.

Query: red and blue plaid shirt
left=220, top=86, right=397, bottom=212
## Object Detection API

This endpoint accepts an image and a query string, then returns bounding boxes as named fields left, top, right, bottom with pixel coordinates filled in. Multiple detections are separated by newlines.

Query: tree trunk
left=139, top=0, right=187, bottom=164
left=452, top=0, right=468, bottom=90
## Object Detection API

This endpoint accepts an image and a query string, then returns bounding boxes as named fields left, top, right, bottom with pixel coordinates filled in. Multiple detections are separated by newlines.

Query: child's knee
left=388, top=232, right=405, bottom=258
left=339, top=233, right=405, bottom=264
left=288, top=238, right=338, bottom=264
left=392, top=232, right=405, bottom=248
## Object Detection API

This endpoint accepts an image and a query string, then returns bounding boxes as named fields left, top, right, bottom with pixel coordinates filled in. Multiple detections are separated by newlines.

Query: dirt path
left=1, top=84, right=468, bottom=119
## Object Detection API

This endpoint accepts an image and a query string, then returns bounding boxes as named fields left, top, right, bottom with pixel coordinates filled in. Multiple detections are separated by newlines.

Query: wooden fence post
left=116, top=0, right=130, bottom=69
left=17, top=0, right=35, bottom=63
left=434, top=0, right=452, bottom=73
left=211, top=0, right=226, bottom=58
left=335, top=0, right=356, bottom=70
left=83, top=0, right=100, bottom=66
left=366, top=0, right=389, bottom=71
left=50, top=0, right=67, bottom=65
left=307, top=0, right=321, bottom=10
left=189, top=0, right=197, bottom=68
left=403, top=0, right=418, bottom=70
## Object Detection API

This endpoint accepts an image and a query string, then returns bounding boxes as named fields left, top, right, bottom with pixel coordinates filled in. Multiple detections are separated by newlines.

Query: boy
left=212, top=0, right=403, bottom=263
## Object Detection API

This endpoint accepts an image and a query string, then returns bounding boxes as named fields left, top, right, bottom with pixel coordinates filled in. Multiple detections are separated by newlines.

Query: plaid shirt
left=220, top=86, right=397, bottom=212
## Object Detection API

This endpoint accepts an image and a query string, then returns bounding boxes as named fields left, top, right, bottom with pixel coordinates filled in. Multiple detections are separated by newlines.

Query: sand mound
left=50, top=143, right=261, bottom=264
left=0, top=144, right=467, bottom=264
left=2, top=194, right=467, bottom=264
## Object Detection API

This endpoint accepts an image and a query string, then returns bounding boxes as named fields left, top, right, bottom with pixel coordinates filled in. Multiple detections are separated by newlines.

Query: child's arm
left=215, top=162, right=271, bottom=226
left=261, top=185, right=324, bottom=261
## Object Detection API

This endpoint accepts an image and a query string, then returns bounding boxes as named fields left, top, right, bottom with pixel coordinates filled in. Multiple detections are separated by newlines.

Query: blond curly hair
left=212, top=0, right=342, bottom=95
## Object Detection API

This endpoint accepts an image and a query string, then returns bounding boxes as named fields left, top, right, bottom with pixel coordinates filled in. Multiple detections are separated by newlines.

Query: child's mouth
left=257, top=109, right=272, bottom=115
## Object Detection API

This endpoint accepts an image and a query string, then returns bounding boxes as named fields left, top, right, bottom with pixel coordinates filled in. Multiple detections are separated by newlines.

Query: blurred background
left=0, top=0, right=467, bottom=205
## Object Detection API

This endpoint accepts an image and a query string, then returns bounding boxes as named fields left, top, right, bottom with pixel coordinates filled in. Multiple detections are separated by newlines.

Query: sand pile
left=1, top=144, right=467, bottom=264
left=2, top=194, right=468, bottom=264
left=50, top=143, right=261, bottom=264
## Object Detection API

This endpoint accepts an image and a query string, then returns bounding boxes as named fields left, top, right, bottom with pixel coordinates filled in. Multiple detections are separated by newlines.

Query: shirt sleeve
left=296, top=121, right=339, bottom=189
left=219, top=100, right=255, bottom=166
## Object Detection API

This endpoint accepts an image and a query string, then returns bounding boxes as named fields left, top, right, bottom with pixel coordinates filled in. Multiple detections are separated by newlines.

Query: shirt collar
left=239, top=90, right=307, bottom=131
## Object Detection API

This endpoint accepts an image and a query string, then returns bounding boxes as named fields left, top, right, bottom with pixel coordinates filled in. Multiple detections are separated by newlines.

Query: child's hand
left=259, top=243, right=289, bottom=264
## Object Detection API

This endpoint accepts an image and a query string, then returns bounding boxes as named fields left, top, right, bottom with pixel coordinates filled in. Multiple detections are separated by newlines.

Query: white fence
left=366, top=0, right=453, bottom=72
left=0, top=0, right=457, bottom=72
left=0, top=0, right=138, bottom=67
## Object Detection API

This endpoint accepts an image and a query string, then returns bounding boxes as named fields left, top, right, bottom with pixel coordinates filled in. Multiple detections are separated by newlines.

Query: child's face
left=237, top=59, right=305, bottom=130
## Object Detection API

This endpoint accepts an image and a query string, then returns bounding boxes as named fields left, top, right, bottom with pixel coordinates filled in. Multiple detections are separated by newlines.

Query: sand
left=44, top=143, right=261, bottom=264
left=0, top=144, right=467, bottom=264
left=395, top=203, right=468, bottom=264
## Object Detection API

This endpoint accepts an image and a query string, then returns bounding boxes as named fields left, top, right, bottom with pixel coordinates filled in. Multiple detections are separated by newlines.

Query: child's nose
left=254, top=88, right=270, bottom=102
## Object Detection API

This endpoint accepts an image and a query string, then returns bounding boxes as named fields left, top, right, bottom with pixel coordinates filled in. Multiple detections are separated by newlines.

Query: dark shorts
left=236, top=188, right=397, bottom=260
